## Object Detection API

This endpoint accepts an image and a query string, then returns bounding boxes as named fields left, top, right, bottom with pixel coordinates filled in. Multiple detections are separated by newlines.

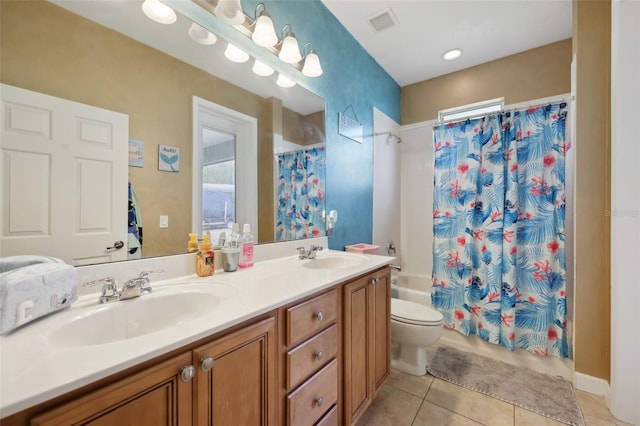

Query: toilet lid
left=391, top=298, right=443, bottom=325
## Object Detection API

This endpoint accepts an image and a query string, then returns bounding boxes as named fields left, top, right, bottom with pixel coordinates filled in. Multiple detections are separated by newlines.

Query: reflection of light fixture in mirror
left=276, top=73, right=296, bottom=88
left=278, top=25, right=302, bottom=64
left=442, top=48, right=463, bottom=61
left=188, top=22, right=217, bottom=45
left=214, top=0, right=245, bottom=25
left=225, top=43, right=249, bottom=62
left=252, top=59, right=274, bottom=76
left=251, top=3, right=278, bottom=48
left=301, top=43, right=323, bottom=77
left=141, top=0, right=177, bottom=24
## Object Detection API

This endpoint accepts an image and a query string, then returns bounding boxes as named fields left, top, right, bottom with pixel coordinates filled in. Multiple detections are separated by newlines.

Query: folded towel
left=0, top=256, right=78, bottom=335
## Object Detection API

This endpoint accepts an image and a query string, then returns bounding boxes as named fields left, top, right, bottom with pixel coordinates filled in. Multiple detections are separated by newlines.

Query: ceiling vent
left=367, top=8, right=399, bottom=33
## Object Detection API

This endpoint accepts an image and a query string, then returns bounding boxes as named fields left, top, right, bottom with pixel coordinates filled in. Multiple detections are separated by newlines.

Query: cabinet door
left=194, top=316, right=276, bottom=426
left=343, top=268, right=391, bottom=425
left=30, top=352, right=193, bottom=426
left=371, top=270, right=391, bottom=392
left=343, top=275, right=372, bottom=424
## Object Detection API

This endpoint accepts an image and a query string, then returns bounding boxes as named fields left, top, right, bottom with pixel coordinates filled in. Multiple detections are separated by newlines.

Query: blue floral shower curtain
left=276, top=147, right=326, bottom=241
left=431, top=104, right=569, bottom=358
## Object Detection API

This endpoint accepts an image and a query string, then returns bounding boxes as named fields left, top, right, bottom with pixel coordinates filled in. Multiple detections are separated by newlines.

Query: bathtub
left=390, top=273, right=574, bottom=381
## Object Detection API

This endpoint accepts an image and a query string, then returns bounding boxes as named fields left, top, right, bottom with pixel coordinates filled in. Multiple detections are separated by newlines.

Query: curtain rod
left=397, top=94, right=574, bottom=132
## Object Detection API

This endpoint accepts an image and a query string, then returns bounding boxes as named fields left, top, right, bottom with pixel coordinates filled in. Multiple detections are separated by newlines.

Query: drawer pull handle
left=315, top=396, right=324, bottom=407
left=315, top=311, right=324, bottom=321
left=315, top=351, right=324, bottom=361
left=180, top=365, right=195, bottom=382
left=200, top=356, right=214, bottom=372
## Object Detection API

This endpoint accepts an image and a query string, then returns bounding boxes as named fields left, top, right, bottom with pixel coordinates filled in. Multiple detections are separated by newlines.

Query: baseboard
left=574, top=372, right=611, bottom=403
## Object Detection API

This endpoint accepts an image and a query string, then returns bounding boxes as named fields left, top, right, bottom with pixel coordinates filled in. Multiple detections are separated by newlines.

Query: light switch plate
left=160, top=215, right=169, bottom=228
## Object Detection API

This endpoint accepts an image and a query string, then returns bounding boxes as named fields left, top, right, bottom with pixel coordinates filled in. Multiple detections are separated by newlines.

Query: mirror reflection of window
left=202, top=128, right=236, bottom=244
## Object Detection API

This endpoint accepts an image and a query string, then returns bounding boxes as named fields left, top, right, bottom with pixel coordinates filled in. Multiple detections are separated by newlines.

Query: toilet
left=390, top=298, right=444, bottom=376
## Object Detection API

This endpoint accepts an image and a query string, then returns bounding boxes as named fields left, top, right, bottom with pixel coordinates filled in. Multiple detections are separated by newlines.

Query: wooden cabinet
left=278, top=288, right=341, bottom=425
left=193, top=316, right=276, bottom=426
left=343, top=267, right=391, bottom=425
left=25, top=316, right=276, bottom=426
left=30, top=352, right=193, bottom=426
left=5, top=266, right=392, bottom=426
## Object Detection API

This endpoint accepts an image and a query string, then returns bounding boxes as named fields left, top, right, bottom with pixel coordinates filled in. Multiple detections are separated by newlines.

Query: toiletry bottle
left=238, top=224, right=254, bottom=269
left=227, top=223, right=240, bottom=249
left=187, top=233, right=199, bottom=253
left=196, top=234, right=215, bottom=277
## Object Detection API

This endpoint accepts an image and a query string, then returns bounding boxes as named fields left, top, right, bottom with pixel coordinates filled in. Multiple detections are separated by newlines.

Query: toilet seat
left=391, top=299, right=443, bottom=326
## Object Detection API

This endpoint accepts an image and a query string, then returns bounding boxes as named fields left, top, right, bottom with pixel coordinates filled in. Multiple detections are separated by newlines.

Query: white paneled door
left=1, top=84, right=129, bottom=265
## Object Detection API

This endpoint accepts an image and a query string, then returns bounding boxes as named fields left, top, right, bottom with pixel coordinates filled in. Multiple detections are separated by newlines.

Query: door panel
left=1, top=84, right=128, bottom=264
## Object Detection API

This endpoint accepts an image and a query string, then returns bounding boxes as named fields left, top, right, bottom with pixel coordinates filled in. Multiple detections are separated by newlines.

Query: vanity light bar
left=191, top=0, right=320, bottom=76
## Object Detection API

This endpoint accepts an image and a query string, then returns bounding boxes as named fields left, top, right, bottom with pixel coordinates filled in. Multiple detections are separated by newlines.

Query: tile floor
left=356, top=368, right=633, bottom=426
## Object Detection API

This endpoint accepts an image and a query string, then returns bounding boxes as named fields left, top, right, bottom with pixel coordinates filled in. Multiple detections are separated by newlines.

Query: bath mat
left=427, top=345, right=585, bottom=426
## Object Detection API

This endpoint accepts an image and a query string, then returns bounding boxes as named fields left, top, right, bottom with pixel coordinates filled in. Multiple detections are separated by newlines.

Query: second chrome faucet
left=296, top=245, right=323, bottom=260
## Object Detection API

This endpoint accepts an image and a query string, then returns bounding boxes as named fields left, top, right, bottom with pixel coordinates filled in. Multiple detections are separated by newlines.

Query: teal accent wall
left=169, top=0, right=401, bottom=250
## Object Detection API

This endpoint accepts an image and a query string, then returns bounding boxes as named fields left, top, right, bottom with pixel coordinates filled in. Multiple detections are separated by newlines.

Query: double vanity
left=0, top=245, right=393, bottom=425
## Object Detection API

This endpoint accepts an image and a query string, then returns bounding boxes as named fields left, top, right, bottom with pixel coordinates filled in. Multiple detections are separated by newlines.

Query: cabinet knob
left=371, top=277, right=380, bottom=285
left=315, top=311, right=324, bottom=321
left=200, top=356, right=214, bottom=372
left=180, top=365, right=195, bottom=382
left=315, top=351, right=324, bottom=361
left=315, top=396, right=324, bottom=407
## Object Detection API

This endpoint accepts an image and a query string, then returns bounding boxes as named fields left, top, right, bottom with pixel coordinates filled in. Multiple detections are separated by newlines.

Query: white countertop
left=0, top=250, right=393, bottom=418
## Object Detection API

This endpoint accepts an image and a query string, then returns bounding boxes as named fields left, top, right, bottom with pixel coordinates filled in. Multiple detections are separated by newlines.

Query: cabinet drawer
left=287, top=359, right=338, bottom=426
left=286, top=289, right=337, bottom=346
left=287, top=324, right=338, bottom=390
left=315, top=404, right=338, bottom=426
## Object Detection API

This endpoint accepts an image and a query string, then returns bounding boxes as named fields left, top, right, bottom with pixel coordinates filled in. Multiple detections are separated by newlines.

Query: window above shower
left=438, top=97, right=504, bottom=122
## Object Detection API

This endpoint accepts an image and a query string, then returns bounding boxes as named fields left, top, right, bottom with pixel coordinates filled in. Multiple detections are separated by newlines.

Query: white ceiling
left=321, top=0, right=573, bottom=87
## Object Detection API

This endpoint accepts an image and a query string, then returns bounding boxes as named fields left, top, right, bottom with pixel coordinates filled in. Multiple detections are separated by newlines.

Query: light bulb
left=301, top=50, right=323, bottom=77
left=141, top=0, right=177, bottom=25
left=252, top=60, right=274, bottom=76
left=188, top=22, right=217, bottom=45
left=276, top=73, right=296, bottom=88
left=224, top=43, right=249, bottom=63
left=278, top=32, right=302, bottom=64
left=214, top=0, right=245, bottom=26
left=252, top=13, right=278, bottom=48
left=442, top=48, right=463, bottom=61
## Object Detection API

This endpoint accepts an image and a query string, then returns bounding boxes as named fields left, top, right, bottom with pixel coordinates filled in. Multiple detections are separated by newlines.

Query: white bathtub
left=390, top=273, right=574, bottom=381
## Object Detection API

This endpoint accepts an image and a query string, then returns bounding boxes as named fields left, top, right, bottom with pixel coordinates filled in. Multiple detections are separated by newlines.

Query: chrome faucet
left=296, top=245, right=324, bottom=259
left=83, top=270, right=163, bottom=304
left=83, top=277, right=120, bottom=304
left=389, top=264, right=402, bottom=272
left=120, top=270, right=163, bottom=300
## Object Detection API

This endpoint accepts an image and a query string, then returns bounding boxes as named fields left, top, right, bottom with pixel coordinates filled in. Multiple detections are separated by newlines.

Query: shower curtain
left=276, top=147, right=326, bottom=241
left=431, top=104, right=569, bottom=358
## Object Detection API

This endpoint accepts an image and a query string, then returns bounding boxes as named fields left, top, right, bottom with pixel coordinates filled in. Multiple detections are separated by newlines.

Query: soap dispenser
left=196, top=234, right=215, bottom=277
left=187, top=233, right=199, bottom=253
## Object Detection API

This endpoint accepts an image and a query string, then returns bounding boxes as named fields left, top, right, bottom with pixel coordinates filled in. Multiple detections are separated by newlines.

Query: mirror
left=0, top=0, right=326, bottom=264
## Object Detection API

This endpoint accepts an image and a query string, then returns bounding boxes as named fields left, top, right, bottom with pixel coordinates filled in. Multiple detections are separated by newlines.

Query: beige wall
left=573, top=0, right=611, bottom=381
left=401, top=39, right=572, bottom=124
left=1, top=0, right=275, bottom=256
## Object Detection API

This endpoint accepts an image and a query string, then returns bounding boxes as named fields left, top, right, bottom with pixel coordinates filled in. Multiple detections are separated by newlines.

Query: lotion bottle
left=238, top=224, right=254, bottom=269
left=196, top=234, right=215, bottom=277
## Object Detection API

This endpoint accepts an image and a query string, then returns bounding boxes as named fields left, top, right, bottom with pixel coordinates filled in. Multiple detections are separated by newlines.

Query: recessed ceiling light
left=442, top=48, right=463, bottom=61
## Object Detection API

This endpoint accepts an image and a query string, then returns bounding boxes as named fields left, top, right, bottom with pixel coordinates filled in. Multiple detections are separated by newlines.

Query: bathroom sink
left=301, top=253, right=367, bottom=269
left=49, top=287, right=226, bottom=346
